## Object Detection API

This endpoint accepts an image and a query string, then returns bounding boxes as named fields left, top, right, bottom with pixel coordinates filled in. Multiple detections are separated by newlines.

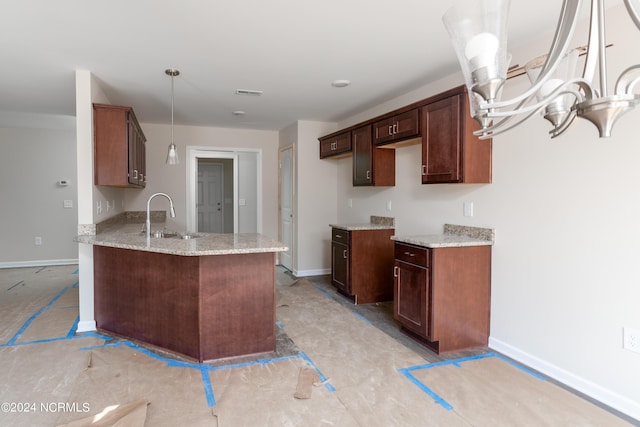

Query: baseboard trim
left=489, top=337, right=640, bottom=422
left=294, top=268, right=330, bottom=277
left=0, top=259, right=79, bottom=269
left=76, top=320, right=97, bottom=333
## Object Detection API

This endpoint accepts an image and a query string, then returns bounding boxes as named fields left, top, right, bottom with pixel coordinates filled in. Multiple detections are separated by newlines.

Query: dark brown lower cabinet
left=331, top=227, right=394, bottom=304
left=93, top=245, right=276, bottom=362
left=394, top=242, right=491, bottom=353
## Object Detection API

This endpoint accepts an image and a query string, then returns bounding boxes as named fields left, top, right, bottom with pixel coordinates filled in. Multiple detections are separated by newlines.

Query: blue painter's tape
left=74, top=331, right=113, bottom=342
left=310, top=284, right=372, bottom=325
left=67, top=316, right=80, bottom=338
left=72, top=281, right=79, bottom=289
left=398, top=368, right=453, bottom=410
left=493, top=353, right=547, bottom=381
left=7, top=286, right=70, bottom=345
left=7, top=281, right=24, bottom=291
left=73, top=269, right=79, bottom=274
left=199, top=367, right=216, bottom=406
left=349, top=309, right=372, bottom=325
left=311, top=284, right=336, bottom=301
left=276, top=319, right=283, bottom=329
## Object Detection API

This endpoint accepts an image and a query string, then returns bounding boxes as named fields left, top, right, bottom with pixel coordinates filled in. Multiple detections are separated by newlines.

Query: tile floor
left=0, top=265, right=636, bottom=426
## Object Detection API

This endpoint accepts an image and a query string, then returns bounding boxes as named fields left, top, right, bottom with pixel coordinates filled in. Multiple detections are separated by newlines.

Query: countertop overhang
left=76, top=224, right=288, bottom=256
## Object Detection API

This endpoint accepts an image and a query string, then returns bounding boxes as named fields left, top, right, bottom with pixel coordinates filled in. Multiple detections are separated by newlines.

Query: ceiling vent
left=235, top=89, right=263, bottom=96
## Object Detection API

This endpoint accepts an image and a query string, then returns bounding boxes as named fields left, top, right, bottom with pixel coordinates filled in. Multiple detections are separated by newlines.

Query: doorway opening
left=197, top=159, right=234, bottom=233
left=278, top=145, right=295, bottom=272
left=187, top=147, right=261, bottom=234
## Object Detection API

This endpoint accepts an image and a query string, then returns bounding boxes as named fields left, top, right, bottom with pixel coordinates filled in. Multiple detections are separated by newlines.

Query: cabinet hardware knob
left=133, top=170, right=138, bottom=179
left=335, top=234, right=342, bottom=238
left=366, top=170, right=370, bottom=180
left=388, top=125, right=393, bottom=136
left=393, top=123, right=398, bottom=134
left=421, top=165, right=426, bottom=176
left=393, top=266, right=399, bottom=277
left=343, top=249, right=347, bottom=258
left=404, top=251, right=415, bottom=257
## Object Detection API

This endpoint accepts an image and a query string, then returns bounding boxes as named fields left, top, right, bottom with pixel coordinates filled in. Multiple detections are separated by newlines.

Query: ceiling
left=0, top=0, right=600, bottom=131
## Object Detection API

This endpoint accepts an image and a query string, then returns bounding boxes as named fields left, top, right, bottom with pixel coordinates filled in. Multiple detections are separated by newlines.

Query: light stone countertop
left=391, top=224, right=495, bottom=248
left=330, top=215, right=395, bottom=231
left=76, top=223, right=288, bottom=256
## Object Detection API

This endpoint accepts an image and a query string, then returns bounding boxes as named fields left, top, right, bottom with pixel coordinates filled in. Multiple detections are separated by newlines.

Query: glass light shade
left=443, top=0, right=511, bottom=103
left=524, top=48, right=579, bottom=127
left=166, top=142, right=179, bottom=165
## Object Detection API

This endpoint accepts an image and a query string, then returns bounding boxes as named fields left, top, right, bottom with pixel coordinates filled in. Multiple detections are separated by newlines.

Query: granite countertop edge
left=391, top=235, right=493, bottom=248
left=75, top=223, right=288, bottom=256
left=329, top=223, right=395, bottom=231
left=391, top=224, right=495, bottom=248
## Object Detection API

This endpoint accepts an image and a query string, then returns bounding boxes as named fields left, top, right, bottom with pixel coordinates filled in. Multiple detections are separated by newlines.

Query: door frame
left=187, top=147, right=239, bottom=233
left=278, top=144, right=296, bottom=270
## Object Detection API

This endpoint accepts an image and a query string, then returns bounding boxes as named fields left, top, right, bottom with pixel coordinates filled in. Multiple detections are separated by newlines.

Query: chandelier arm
left=614, top=64, right=640, bottom=94
left=481, top=0, right=582, bottom=111
left=624, top=0, right=640, bottom=30
left=581, top=0, right=601, bottom=85
left=484, top=80, right=586, bottom=119
left=474, top=100, right=556, bottom=137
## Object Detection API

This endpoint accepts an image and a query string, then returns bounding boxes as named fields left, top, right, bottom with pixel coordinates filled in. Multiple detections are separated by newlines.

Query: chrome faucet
left=146, top=192, right=176, bottom=241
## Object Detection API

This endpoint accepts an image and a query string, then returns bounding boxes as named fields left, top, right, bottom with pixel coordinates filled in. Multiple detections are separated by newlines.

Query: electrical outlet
left=34, top=236, right=42, bottom=246
left=463, top=201, right=474, bottom=217
left=623, top=327, right=640, bottom=354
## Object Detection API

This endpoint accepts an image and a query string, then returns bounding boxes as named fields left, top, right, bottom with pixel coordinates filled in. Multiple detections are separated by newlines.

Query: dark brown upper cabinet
left=373, top=109, right=420, bottom=146
left=421, top=89, right=491, bottom=184
left=353, top=125, right=395, bottom=187
left=93, top=103, right=147, bottom=188
left=319, top=131, right=351, bottom=159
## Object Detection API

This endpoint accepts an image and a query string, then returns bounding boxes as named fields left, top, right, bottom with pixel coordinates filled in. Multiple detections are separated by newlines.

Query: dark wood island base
left=93, top=246, right=276, bottom=363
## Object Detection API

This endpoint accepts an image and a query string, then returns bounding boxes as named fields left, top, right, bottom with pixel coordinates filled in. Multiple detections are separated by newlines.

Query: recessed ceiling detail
left=235, top=89, right=263, bottom=96
left=331, top=80, right=351, bottom=88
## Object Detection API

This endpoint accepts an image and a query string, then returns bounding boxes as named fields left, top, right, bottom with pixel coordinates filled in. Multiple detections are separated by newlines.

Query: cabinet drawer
left=394, top=243, right=429, bottom=267
left=332, top=228, right=349, bottom=244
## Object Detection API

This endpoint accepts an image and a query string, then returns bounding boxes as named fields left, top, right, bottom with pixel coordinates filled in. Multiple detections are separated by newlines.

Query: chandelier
left=442, top=0, right=640, bottom=139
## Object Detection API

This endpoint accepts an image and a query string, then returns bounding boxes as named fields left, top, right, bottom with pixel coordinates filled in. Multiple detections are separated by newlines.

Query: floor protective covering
left=0, top=266, right=635, bottom=426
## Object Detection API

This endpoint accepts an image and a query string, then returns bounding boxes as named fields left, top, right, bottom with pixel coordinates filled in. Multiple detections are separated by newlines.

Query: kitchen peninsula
left=77, top=216, right=287, bottom=363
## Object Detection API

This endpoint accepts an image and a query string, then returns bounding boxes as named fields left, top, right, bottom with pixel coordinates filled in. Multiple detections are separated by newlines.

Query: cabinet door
left=421, top=94, right=462, bottom=183
left=373, top=109, right=420, bottom=145
left=373, top=117, right=396, bottom=145
left=394, top=260, right=429, bottom=338
left=393, top=109, right=420, bottom=141
left=353, top=125, right=372, bottom=186
left=320, top=132, right=352, bottom=158
left=332, top=241, right=349, bottom=294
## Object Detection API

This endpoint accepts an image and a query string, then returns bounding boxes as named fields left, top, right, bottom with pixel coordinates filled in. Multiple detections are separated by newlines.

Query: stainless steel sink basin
left=178, top=233, right=202, bottom=240
left=147, top=230, right=202, bottom=239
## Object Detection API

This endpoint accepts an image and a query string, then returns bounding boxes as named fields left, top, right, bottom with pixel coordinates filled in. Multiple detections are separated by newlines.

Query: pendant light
left=165, top=69, right=180, bottom=165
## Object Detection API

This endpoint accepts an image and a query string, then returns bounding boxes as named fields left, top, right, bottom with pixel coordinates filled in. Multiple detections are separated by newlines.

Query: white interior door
left=198, top=163, right=224, bottom=233
left=279, top=146, right=294, bottom=271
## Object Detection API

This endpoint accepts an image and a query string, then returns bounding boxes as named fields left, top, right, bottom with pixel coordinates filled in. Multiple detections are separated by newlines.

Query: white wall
left=0, top=125, right=78, bottom=266
left=324, top=4, right=640, bottom=420
left=123, top=123, right=280, bottom=239
left=280, top=120, right=340, bottom=276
